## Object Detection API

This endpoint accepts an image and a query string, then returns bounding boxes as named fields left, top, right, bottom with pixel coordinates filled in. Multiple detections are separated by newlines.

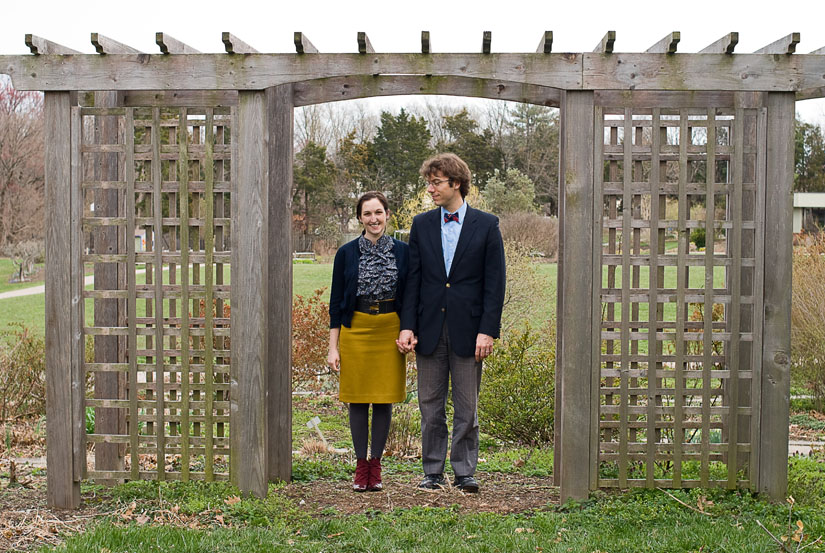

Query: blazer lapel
left=424, top=208, right=448, bottom=280
left=447, top=205, right=477, bottom=279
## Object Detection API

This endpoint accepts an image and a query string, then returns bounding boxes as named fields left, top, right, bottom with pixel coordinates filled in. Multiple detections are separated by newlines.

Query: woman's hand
left=327, top=348, right=341, bottom=373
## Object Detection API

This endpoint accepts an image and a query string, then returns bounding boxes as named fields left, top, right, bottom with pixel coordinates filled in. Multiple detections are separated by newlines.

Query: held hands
left=396, top=329, right=418, bottom=354
left=475, top=333, right=495, bottom=362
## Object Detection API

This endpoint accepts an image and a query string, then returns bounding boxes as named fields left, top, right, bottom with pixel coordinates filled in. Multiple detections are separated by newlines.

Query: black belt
left=355, top=298, right=395, bottom=315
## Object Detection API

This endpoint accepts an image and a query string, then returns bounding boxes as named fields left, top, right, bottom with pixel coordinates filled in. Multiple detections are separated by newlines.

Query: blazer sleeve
left=400, top=218, right=421, bottom=333
left=328, top=246, right=346, bottom=329
left=479, top=216, right=506, bottom=338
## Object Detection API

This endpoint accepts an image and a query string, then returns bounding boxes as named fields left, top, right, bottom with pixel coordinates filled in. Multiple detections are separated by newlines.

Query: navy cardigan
left=328, top=236, right=410, bottom=329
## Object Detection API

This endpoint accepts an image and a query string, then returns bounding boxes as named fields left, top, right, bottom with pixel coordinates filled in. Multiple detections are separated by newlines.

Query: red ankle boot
left=367, top=457, right=383, bottom=491
left=353, top=458, right=369, bottom=492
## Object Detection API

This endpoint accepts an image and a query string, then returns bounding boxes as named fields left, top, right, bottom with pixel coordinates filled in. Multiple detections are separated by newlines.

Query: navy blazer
left=400, top=205, right=506, bottom=357
left=328, top=236, right=410, bottom=329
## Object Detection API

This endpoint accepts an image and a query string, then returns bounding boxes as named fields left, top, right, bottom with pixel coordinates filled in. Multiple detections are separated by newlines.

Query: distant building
left=793, top=193, right=825, bottom=233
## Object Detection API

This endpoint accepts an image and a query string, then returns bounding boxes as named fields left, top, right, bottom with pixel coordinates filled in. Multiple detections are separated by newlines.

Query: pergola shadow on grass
left=3, top=29, right=823, bottom=509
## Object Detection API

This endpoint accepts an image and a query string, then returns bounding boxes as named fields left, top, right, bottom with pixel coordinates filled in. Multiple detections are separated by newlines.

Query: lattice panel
left=79, top=105, right=232, bottom=482
left=596, top=107, right=764, bottom=488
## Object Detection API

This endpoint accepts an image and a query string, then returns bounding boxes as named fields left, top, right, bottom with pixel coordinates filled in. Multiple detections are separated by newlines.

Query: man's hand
left=475, top=333, right=495, bottom=362
left=396, top=329, right=418, bottom=353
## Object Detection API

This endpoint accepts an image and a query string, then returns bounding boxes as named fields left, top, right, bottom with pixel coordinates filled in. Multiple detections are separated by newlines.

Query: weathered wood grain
left=759, top=93, right=793, bottom=501
left=45, top=92, right=81, bottom=508
left=699, top=32, right=738, bottom=54
left=230, top=91, right=268, bottom=498
left=26, top=34, right=80, bottom=55
left=646, top=32, right=680, bottom=54
left=595, top=31, right=615, bottom=54
left=91, top=33, right=141, bottom=54
left=156, top=33, right=200, bottom=54
left=266, top=84, right=293, bottom=483
left=222, top=32, right=258, bottom=54
left=70, top=107, right=85, bottom=482
left=5, top=53, right=825, bottom=95
left=357, top=32, right=374, bottom=55
left=293, top=32, right=318, bottom=54
left=558, top=90, right=595, bottom=502
left=754, top=33, right=799, bottom=55
left=292, top=75, right=562, bottom=107
left=537, top=31, right=553, bottom=54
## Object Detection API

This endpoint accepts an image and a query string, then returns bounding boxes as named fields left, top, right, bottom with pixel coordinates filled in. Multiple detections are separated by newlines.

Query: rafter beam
left=482, top=31, right=492, bottom=54
left=155, top=33, right=200, bottom=54
left=222, top=32, right=258, bottom=54
left=699, top=32, right=738, bottom=54
left=537, top=31, right=553, bottom=54
left=421, top=31, right=431, bottom=54
left=357, top=32, right=374, bottom=54
left=91, top=33, right=140, bottom=54
left=3, top=53, right=825, bottom=97
left=754, top=32, right=800, bottom=54
left=595, top=31, right=616, bottom=54
left=646, top=31, right=680, bottom=54
left=809, top=46, right=825, bottom=55
left=25, top=34, right=80, bottom=55
left=294, top=32, right=318, bottom=54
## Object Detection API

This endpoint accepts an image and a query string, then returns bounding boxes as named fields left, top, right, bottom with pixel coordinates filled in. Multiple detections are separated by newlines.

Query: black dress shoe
left=453, top=475, right=480, bottom=493
left=418, top=474, right=446, bottom=490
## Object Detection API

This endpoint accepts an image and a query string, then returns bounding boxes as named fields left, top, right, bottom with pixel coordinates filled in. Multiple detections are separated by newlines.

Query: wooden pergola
left=3, top=30, right=823, bottom=509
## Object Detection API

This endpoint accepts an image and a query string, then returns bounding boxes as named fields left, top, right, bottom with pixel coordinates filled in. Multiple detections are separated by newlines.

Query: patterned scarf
left=356, top=234, right=398, bottom=301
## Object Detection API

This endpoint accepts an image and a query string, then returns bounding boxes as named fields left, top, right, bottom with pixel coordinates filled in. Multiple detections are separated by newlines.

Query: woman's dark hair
left=356, top=191, right=390, bottom=219
left=419, top=153, right=472, bottom=198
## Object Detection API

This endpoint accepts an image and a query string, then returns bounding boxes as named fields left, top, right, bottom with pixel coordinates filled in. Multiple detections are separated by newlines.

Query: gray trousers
left=416, top=322, right=482, bottom=477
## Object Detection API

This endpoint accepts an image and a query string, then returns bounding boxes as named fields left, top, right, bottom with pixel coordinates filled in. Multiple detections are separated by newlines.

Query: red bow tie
left=444, top=212, right=459, bottom=223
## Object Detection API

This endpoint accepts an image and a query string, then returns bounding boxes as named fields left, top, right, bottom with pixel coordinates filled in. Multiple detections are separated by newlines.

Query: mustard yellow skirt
left=339, top=311, right=406, bottom=403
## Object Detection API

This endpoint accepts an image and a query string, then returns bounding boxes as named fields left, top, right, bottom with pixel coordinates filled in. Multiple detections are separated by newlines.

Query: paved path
left=0, top=269, right=150, bottom=300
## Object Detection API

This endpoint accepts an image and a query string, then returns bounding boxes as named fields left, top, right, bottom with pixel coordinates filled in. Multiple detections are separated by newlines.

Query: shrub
left=0, top=323, right=46, bottom=420
left=292, top=287, right=333, bottom=392
left=791, top=233, right=825, bottom=410
left=788, top=453, right=825, bottom=508
left=690, top=227, right=706, bottom=249
left=499, top=212, right=559, bottom=260
left=479, top=322, right=556, bottom=445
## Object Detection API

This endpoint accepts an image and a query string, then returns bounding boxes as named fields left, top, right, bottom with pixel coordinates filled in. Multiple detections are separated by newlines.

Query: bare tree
left=0, top=80, right=44, bottom=247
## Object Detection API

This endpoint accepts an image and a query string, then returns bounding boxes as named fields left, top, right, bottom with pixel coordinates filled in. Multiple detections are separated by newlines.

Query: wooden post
left=266, top=85, right=293, bottom=483
left=93, top=91, right=126, bottom=482
left=45, top=91, right=81, bottom=508
left=230, top=90, right=269, bottom=498
left=759, top=92, right=794, bottom=501
left=557, top=90, right=596, bottom=502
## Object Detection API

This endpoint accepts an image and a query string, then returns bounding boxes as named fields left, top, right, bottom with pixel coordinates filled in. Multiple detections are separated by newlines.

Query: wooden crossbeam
left=222, top=32, right=258, bottom=54
left=358, top=32, right=374, bottom=54
left=595, top=31, right=616, bottom=54
left=809, top=46, right=825, bottom=55
left=646, top=31, right=680, bottom=54
left=754, top=32, right=800, bottom=54
left=422, top=31, right=430, bottom=54
left=537, top=31, right=553, bottom=54
left=699, top=32, right=738, bottom=54
left=155, top=33, right=200, bottom=54
left=482, top=31, right=492, bottom=54
left=91, top=33, right=140, bottom=54
left=294, top=32, right=318, bottom=54
left=25, top=34, right=80, bottom=55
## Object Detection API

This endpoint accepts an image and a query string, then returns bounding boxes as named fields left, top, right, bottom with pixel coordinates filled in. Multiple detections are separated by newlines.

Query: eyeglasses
left=427, top=178, right=451, bottom=187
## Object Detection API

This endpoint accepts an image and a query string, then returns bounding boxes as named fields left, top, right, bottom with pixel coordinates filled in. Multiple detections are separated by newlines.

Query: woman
left=328, top=191, right=409, bottom=492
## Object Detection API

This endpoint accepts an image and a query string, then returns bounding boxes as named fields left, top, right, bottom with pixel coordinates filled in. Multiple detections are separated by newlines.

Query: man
left=397, top=153, right=506, bottom=493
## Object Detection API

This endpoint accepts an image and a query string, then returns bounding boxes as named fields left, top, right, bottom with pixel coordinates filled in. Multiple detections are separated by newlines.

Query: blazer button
left=441, top=307, right=445, bottom=312
left=445, top=283, right=450, bottom=288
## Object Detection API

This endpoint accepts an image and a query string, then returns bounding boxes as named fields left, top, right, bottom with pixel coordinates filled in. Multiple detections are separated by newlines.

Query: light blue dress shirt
left=441, top=202, right=467, bottom=276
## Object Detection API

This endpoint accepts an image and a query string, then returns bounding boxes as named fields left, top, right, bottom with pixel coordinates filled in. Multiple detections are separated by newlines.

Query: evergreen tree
left=370, top=109, right=432, bottom=211
left=440, top=109, right=504, bottom=189
left=795, top=118, right=825, bottom=193
left=482, top=168, right=538, bottom=216
left=293, top=141, right=336, bottom=249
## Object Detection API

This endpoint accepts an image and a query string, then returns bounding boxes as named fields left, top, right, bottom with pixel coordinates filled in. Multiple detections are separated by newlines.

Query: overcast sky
left=1, top=0, right=824, bottom=123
